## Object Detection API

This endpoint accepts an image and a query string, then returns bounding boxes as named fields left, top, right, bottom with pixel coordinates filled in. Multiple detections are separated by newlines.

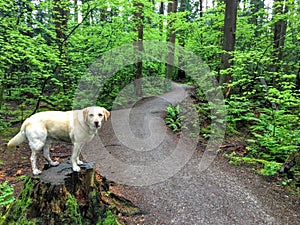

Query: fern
left=0, top=181, right=15, bottom=209
left=165, top=105, right=185, bottom=132
left=248, top=109, right=300, bottom=162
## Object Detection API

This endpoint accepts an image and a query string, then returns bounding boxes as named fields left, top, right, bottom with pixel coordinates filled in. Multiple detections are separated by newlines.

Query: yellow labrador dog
left=7, top=106, right=110, bottom=175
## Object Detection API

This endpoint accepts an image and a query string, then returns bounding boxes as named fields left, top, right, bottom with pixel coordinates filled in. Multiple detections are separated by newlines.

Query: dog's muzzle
left=94, top=121, right=100, bottom=128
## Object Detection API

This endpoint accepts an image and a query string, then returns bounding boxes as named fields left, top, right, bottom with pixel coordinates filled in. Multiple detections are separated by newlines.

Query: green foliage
left=281, top=179, right=293, bottom=186
left=165, top=104, right=185, bottom=132
left=98, top=210, right=120, bottom=225
left=247, top=109, right=300, bottom=162
left=0, top=182, right=15, bottom=210
left=224, top=152, right=282, bottom=176
left=260, top=161, right=282, bottom=176
left=186, top=4, right=225, bottom=71
left=225, top=96, right=259, bottom=134
left=65, top=193, right=82, bottom=225
left=217, top=0, right=300, bottom=178
left=0, top=177, right=34, bottom=225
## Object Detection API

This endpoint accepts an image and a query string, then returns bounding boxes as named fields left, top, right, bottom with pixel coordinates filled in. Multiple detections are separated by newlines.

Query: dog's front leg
left=76, top=143, right=85, bottom=165
left=77, top=157, right=84, bottom=165
left=71, top=143, right=84, bottom=172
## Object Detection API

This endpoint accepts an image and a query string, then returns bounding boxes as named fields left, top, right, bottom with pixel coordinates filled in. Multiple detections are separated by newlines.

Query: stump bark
left=2, top=163, right=138, bottom=224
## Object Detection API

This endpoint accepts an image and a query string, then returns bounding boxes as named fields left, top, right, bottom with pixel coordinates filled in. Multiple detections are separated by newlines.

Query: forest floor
left=1, top=82, right=300, bottom=224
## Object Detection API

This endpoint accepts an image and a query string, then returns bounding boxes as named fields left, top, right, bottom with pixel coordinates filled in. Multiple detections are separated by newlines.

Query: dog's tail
left=7, top=121, right=27, bottom=148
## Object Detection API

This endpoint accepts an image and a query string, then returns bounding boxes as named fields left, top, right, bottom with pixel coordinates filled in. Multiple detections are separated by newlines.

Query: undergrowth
left=165, top=104, right=186, bottom=132
left=0, top=181, right=15, bottom=211
left=0, top=177, right=34, bottom=225
left=192, top=86, right=300, bottom=188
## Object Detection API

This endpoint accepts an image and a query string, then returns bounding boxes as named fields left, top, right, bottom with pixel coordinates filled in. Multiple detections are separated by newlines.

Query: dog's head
left=83, top=106, right=110, bottom=129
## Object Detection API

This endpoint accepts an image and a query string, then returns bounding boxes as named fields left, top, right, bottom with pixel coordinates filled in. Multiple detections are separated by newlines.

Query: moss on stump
left=1, top=163, right=137, bottom=225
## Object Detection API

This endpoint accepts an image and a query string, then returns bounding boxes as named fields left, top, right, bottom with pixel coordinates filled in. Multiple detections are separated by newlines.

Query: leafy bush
left=260, top=161, right=282, bottom=176
left=226, top=96, right=259, bottom=134
left=165, top=105, right=185, bottom=132
left=247, top=109, right=300, bottom=162
left=224, top=152, right=282, bottom=176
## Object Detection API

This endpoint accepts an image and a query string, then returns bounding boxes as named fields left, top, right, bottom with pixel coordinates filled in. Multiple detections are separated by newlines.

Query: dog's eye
left=89, top=113, right=94, bottom=117
left=98, top=113, right=103, bottom=117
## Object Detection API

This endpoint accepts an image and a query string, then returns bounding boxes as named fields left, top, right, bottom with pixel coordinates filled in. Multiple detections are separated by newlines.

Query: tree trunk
left=0, top=76, right=6, bottom=109
left=53, top=0, right=68, bottom=49
left=2, top=163, right=138, bottom=224
left=199, top=0, right=203, bottom=18
left=177, top=0, right=187, bottom=81
left=159, top=2, right=164, bottom=39
left=133, top=1, right=144, bottom=97
left=52, top=0, right=71, bottom=102
left=166, top=0, right=178, bottom=79
left=220, top=0, right=238, bottom=97
left=296, top=62, right=300, bottom=89
left=273, top=0, right=288, bottom=74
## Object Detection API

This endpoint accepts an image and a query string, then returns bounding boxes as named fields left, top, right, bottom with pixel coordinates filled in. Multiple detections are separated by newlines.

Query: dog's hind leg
left=30, top=150, right=42, bottom=175
left=27, top=127, right=47, bottom=175
left=43, top=142, right=59, bottom=167
left=29, top=140, right=45, bottom=175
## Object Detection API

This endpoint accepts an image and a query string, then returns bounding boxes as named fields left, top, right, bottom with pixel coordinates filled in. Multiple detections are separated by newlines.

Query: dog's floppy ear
left=83, top=108, right=89, bottom=121
left=103, top=109, right=110, bottom=121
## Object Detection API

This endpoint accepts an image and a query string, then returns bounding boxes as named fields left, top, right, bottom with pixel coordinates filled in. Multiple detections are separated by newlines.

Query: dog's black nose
left=94, top=121, right=100, bottom=128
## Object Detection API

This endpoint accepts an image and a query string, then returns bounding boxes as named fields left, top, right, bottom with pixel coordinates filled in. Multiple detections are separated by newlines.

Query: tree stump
left=2, top=162, right=138, bottom=224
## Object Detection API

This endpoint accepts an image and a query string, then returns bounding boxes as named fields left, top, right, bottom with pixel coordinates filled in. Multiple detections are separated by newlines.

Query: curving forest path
left=82, top=82, right=300, bottom=225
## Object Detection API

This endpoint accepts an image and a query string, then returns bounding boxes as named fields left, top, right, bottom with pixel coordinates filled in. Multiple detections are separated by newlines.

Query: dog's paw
left=50, top=161, right=60, bottom=166
left=72, top=165, right=81, bottom=172
left=33, top=169, right=42, bottom=175
left=77, top=160, right=84, bottom=165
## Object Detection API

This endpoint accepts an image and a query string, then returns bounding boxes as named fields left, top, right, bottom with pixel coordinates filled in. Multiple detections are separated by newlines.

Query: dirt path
left=82, top=83, right=300, bottom=224
left=114, top=156, right=300, bottom=224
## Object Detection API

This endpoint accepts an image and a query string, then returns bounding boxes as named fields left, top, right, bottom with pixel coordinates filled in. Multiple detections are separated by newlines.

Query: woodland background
left=1, top=0, right=300, bottom=186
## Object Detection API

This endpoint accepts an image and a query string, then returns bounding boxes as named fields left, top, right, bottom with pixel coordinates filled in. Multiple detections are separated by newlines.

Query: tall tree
left=52, top=0, right=73, bottom=108
left=159, top=1, right=164, bottom=39
left=166, top=0, right=178, bottom=79
left=220, top=0, right=238, bottom=97
left=133, top=1, right=144, bottom=96
left=177, top=0, right=188, bottom=80
left=273, top=0, right=288, bottom=73
left=53, top=0, right=69, bottom=50
left=199, top=0, right=203, bottom=18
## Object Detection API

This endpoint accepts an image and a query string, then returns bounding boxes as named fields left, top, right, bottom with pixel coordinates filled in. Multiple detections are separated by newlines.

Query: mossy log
left=2, top=163, right=138, bottom=225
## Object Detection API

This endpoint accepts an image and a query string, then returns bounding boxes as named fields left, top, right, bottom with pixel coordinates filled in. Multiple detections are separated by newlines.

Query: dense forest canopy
left=1, top=0, right=300, bottom=179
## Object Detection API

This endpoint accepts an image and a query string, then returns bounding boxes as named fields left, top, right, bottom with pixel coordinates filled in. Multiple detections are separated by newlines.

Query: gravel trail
left=83, top=82, right=300, bottom=224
